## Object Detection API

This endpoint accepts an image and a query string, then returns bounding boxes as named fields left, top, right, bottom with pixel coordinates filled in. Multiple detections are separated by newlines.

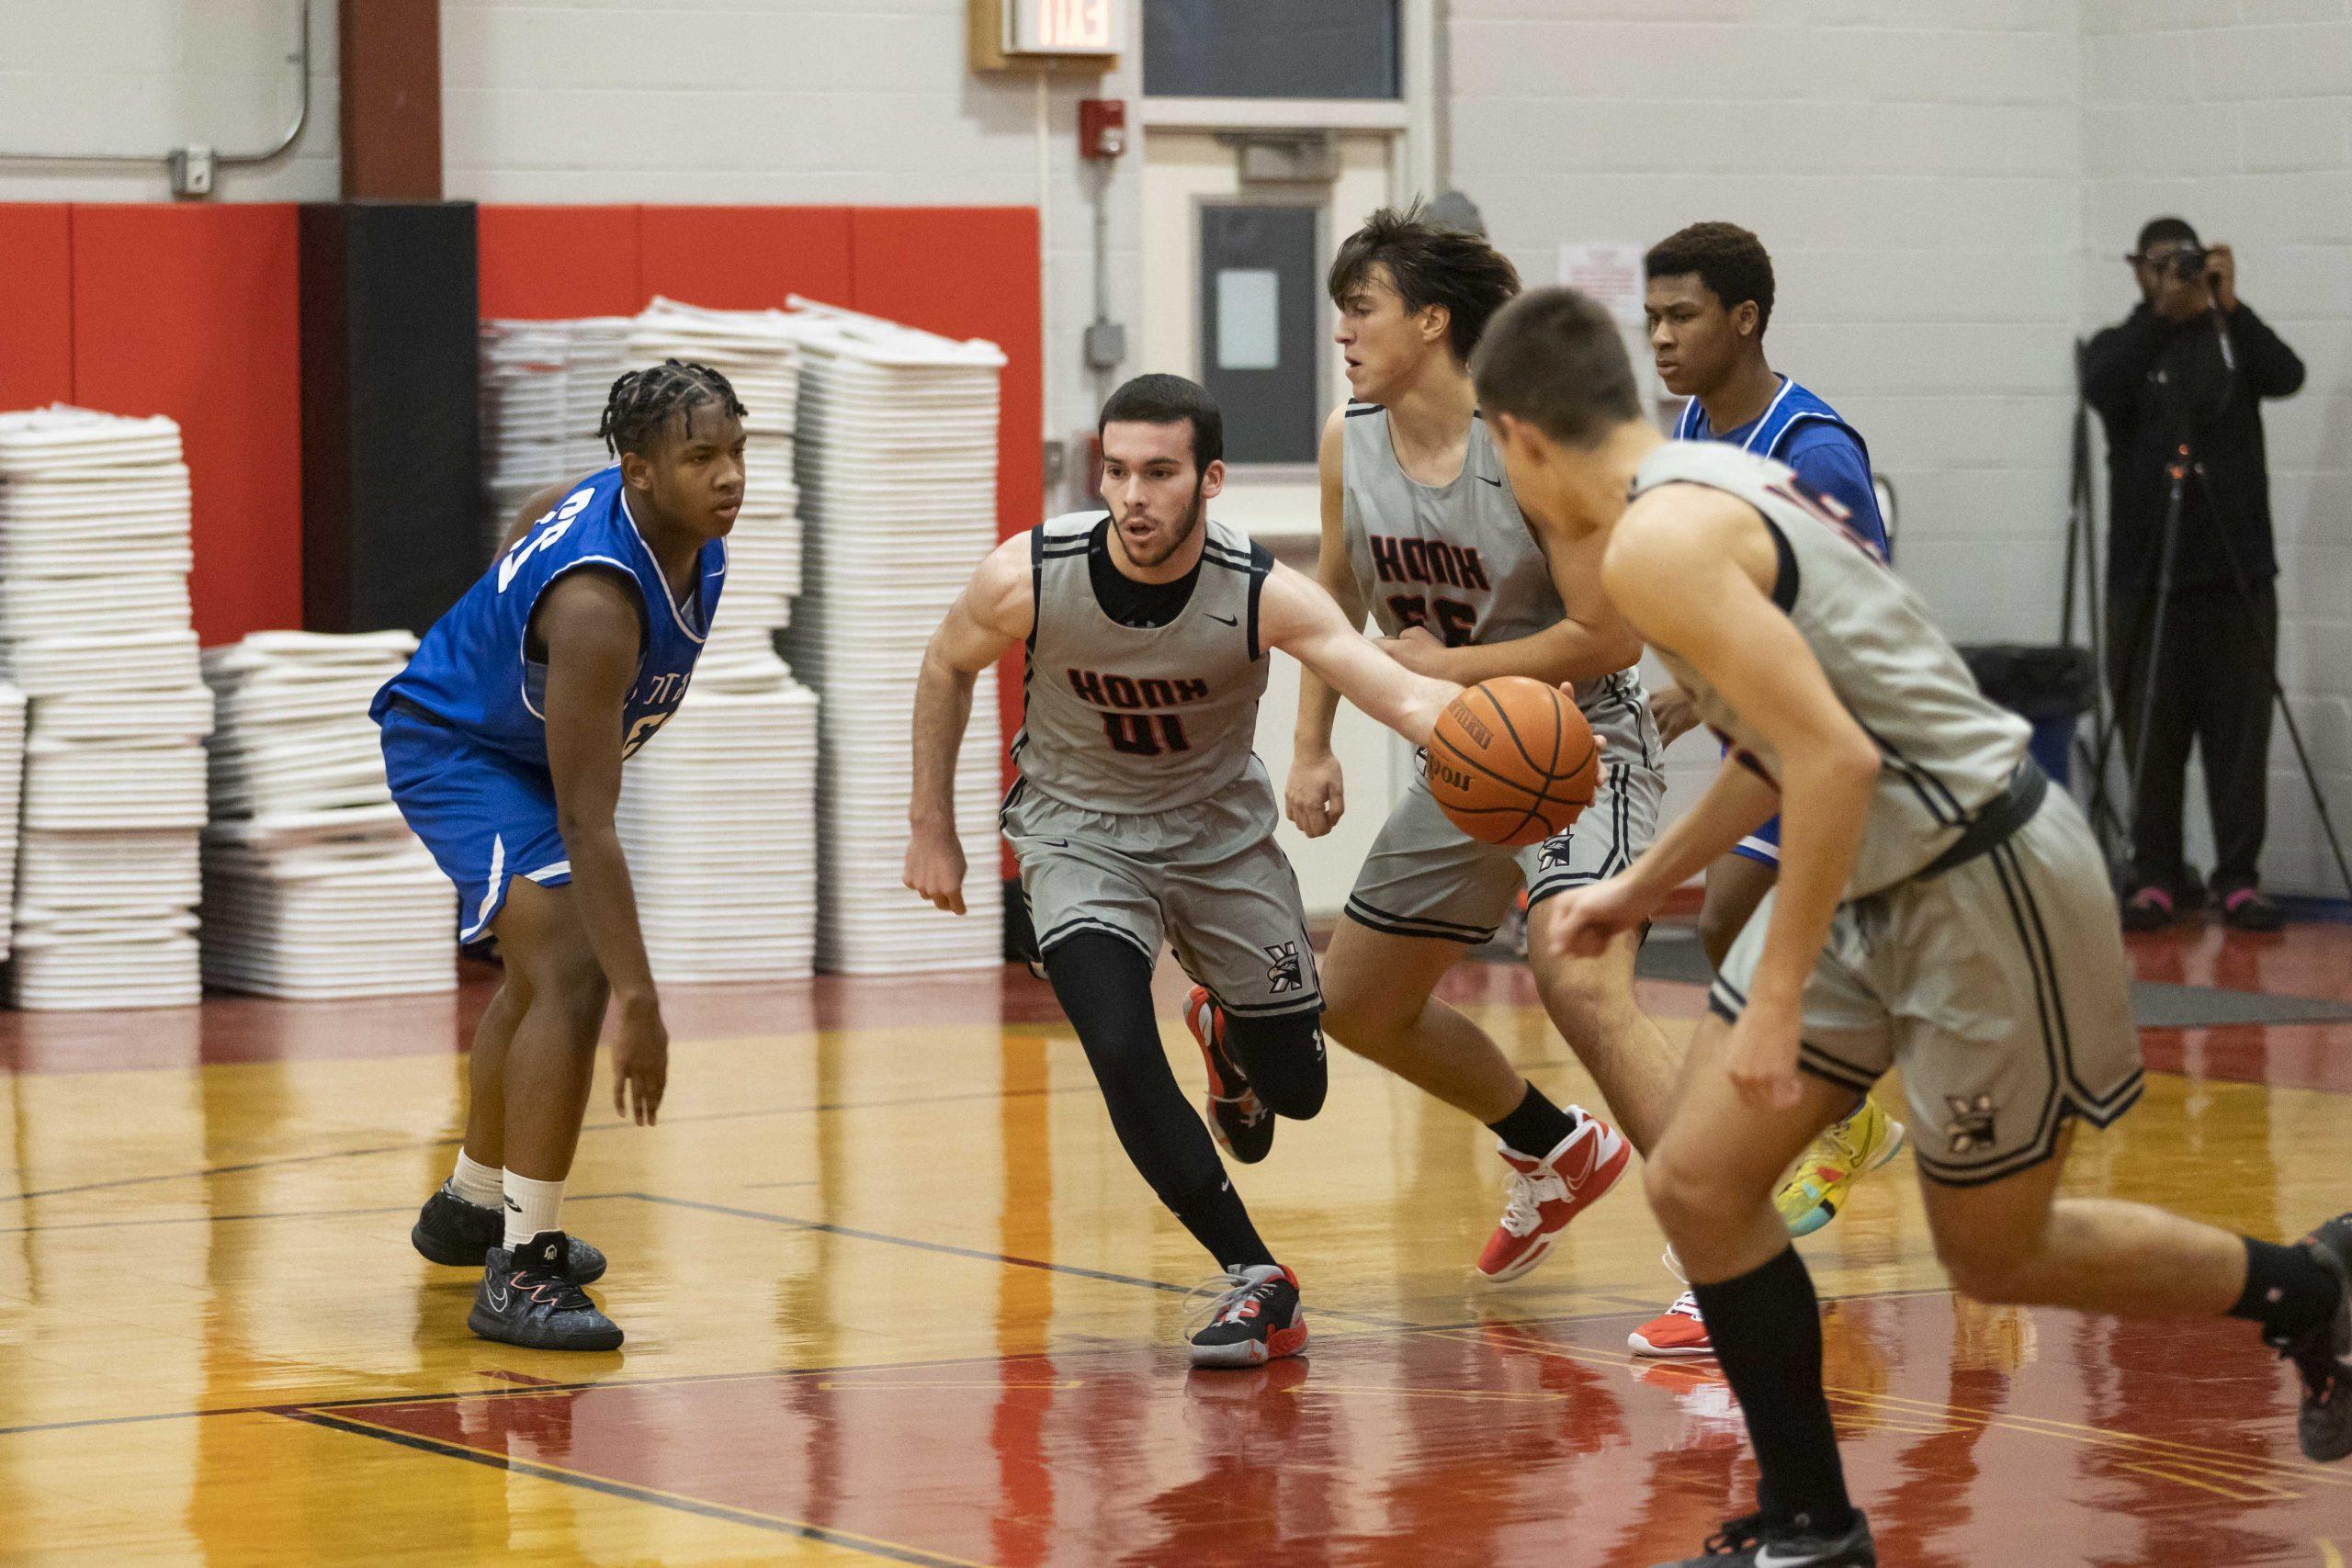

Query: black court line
left=281, top=1407, right=978, bottom=1568
left=0, top=1280, right=1961, bottom=1442
left=3, top=1076, right=1101, bottom=1204
left=0, top=1201, right=420, bottom=1237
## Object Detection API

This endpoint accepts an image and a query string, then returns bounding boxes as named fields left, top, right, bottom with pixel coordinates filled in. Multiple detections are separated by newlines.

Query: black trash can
left=1958, top=644, right=2098, bottom=786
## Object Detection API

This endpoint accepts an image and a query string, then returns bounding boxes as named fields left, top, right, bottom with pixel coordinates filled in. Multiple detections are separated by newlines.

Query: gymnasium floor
left=4, top=919, right=2348, bottom=1566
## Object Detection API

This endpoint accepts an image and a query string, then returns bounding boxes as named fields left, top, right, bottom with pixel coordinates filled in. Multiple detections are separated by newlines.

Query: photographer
left=2085, top=217, right=2305, bottom=932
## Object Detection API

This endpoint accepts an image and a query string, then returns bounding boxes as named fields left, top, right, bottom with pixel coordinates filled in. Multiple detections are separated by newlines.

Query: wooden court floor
left=3, top=919, right=2349, bottom=1566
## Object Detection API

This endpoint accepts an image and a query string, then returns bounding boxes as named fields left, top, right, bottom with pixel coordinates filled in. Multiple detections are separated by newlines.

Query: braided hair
left=598, top=358, right=748, bottom=458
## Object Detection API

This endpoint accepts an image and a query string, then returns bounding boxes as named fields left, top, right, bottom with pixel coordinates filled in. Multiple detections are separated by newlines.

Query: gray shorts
left=1002, top=765, right=1321, bottom=1018
left=1343, top=674, right=1665, bottom=944
left=1713, top=787, right=2143, bottom=1186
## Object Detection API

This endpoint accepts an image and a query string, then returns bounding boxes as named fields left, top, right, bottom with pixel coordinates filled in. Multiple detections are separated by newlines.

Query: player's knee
left=1223, top=1011, right=1327, bottom=1120
left=1695, top=906, right=1741, bottom=973
left=1934, top=1230, right=2043, bottom=1304
left=1642, top=1140, right=1736, bottom=1242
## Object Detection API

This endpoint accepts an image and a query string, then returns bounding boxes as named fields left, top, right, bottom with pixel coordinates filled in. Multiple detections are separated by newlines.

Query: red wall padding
left=474, top=205, right=644, bottom=321
left=639, top=206, right=855, bottom=311
left=71, top=204, right=304, bottom=646
left=0, top=205, right=74, bottom=411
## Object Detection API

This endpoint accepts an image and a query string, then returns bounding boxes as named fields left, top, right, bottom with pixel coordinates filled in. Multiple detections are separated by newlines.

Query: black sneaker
left=1653, top=1509, right=1876, bottom=1566
left=468, top=1231, right=624, bottom=1351
left=2284, top=1213, right=2352, bottom=1462
left=2120, top=885, right=2177, bottom=932
left=2218, top=886, right=2288, bottom=933
left=412, top=1183, right=607, bottom=1282
left=1186, top=1262, right=1306, bottom=1369
left=1182, top=987, right=1273, bottom=1164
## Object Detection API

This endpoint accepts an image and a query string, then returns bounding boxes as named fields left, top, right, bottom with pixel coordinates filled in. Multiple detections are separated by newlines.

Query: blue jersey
left=372, top=465, right=724, bottom=769
left=1675, top=376, right=1887, bottom=559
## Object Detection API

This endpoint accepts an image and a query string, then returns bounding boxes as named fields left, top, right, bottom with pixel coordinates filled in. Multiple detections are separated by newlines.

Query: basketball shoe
left=1630, top=1288, right=1713, bottom=1359
left=469, top=1232, right=623, bottom=1351
left=413, top=1181, right=606, bottom=1281
left=1477, top=1114, right=1631, bottom=1282
left=1183, top=988, right=1273, bottom=1164
left=1653, top=1509, right=1876, bottom=1567
left=1187, top=1263, right=1306, bottom=1368
left=2285, top=1212, right=2352, bottom=1462
left=1773, top=1099, right=1906, bottom=1239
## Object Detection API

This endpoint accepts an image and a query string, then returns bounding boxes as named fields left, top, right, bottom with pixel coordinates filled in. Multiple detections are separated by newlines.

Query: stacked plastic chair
left=779, top=301, right=1005, bottom=976
left=198, top=633, right=455, bottom=1000
left=0, top=407, right=209, bottom=1009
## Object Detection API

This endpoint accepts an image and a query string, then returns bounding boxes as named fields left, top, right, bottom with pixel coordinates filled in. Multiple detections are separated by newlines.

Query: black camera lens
left=2167, top=248, right=2208, bottom=281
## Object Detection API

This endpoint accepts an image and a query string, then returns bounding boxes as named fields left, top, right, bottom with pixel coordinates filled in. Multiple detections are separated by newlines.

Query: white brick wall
left=0, top=0, right=336, bottom=201
left=439, top=0, right=1144, bottom=449
left=1447, top=0, right=2086, bottom=820
left=2081, top=0, right=2352, bottom=897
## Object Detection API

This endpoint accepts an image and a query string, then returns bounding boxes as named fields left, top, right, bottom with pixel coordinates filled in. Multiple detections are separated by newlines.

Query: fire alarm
left=1080, top=98, right=1126, bottom=160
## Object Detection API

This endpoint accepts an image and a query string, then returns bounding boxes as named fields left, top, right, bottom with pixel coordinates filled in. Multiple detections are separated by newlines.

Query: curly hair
left=598, top=358, right=747, bottom=458
left=1329, top=201, right=1522, bottom=364
left=1644, top=221, right=1776, bottom=333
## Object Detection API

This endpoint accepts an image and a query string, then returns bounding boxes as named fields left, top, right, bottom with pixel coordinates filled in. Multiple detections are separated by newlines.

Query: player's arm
left=1387, top=508, right=1644, bottom=688
left=1261, top=561, right=1460, bottom=749
left=905, top=535, right=1035, bottom=914
left=1286, top=408, right=1361, bottom=838
left=1604, top=489, right=1881, bottom=1105
left=537, top=570, right=667, bottom=1124
left=496, top=476, right=595, bottom=558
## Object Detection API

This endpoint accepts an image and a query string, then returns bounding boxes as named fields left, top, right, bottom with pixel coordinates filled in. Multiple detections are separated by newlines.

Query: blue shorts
left=379, top=705, right=572, bottom=945
left=1734, top=816, right=1781, bottom=868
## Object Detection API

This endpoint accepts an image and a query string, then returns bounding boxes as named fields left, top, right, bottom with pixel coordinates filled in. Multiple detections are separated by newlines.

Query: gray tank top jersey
left=1341, top=404, right=1625, bottom=711
left=1012, top=512, right=1272, bottom=814
left=1630, top=441, right=2030, bottom=897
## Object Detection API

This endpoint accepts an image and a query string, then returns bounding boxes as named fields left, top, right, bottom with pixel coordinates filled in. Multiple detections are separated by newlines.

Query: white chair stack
left=616, top=624, right=819, bottom=983
left=628, top=299, right=804, bottom=636
left=0, top=683, right=25, bottom=962
left=0, top=407, right=209, bottom=1010
left=779, top=301, right=1005, bottom=975
left=198, top=632, right=455, bottom=1000
left=477, top=320, right=571, bottom=556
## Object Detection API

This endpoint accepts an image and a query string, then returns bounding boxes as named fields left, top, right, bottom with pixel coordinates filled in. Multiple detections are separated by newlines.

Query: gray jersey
left=1341, top=404, right=1626, bottom=711
left=1630, top=441, right=2030, bottom=897
left=1012, top=511, right=1271, bottom=815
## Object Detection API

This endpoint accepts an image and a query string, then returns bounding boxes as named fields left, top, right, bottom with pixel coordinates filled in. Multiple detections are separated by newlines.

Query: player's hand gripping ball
left=1427, top=676, right=1599, bottom=848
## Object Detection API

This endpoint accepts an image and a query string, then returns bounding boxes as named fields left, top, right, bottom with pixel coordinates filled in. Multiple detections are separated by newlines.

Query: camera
left=2164, top=243, right=2209, bottom=282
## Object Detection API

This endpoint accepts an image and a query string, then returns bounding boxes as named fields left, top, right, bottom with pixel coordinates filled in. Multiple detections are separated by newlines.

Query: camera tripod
left=2066, top=389, right=2352, bottom=905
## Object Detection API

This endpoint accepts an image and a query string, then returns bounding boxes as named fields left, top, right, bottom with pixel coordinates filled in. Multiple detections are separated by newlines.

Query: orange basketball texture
left=1427, top=677, right=1598, bottom=848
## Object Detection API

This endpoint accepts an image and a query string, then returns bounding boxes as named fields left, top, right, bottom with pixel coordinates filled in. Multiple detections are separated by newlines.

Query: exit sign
left=971, top=0, right=1120, bottom=70
left=1007, top=0, right=1115, bottom=53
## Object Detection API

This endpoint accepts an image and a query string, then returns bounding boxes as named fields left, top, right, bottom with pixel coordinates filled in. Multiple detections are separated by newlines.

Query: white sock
left=503, top=1171, right=565, bottom=1250
left=449, top=1151, right=503, bottom=1209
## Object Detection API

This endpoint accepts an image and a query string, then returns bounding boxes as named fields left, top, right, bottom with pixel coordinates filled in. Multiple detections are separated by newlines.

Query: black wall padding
left=300, top=201, right=482, bottom=635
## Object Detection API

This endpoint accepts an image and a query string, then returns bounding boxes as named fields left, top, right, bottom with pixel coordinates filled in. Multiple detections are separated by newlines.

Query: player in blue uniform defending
left=375, top=359, right=743, bottom=1351
left=1629, top=224, right=1905, bottom=1358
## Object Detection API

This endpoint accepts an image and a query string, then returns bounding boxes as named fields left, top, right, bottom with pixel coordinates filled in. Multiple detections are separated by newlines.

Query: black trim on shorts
left=1794, top=1043, right=1880, bottom=1095
left=1035, top=915, right=1157, bottom=966
left=1342, top=897, right=1496, bottom=945
left=1216, top=994, right=1326, bottom=1019
left=1909, top=1075, right=2145, bottom=1188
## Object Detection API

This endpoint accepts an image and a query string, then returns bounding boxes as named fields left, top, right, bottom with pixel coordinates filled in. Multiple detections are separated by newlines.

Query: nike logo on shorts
left=1478, top=475, right=1503, bottom=487
left=1207, top=612, right=1238, bottom=626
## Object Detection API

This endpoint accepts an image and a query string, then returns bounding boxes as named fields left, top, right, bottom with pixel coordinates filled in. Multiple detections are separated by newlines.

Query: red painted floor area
left=315, top=1292, right=2346, bottom=1568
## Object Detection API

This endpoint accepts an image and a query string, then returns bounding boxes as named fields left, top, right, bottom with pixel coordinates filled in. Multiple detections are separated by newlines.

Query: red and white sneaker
left=1476, top=1113, right=1631, bottom=1282
left=1187, top=1263, right=1308, bottom=1368
left=1183, top=987, right=1273, bottom=1163
left=1629, top=1291, right=1714, bottom=1359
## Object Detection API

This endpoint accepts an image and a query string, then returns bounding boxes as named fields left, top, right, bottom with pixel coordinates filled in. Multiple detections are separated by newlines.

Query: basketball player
left=905, top=374, right=1464, bottom=1368
left=375, top=360, right=742, bottom=1351
left=1246, top=204, right=1673, bottom=1287
left=1473, top=288, right=2350, bottom=1567
left=1628, top=221, right=1906, bottom=1359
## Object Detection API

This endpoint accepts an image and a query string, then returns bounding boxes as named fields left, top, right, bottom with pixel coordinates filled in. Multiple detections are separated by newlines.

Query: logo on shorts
left=1538, top=838, right=1574, bottom=872
left=1264, top=942, right=1304, bottom=995
left=1945, top=1094, right=1997, bottom=1156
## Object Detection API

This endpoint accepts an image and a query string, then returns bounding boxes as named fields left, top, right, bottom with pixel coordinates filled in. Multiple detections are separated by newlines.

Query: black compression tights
left=1040, top=932, right=1322, bottom=1270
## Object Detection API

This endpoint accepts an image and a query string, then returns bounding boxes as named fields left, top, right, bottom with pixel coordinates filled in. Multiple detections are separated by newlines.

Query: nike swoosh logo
left=1039, top=839, right=1069, bottom=848
left=503, top=1197, right=521, bottom=1211
left=486, top=1282, right=510, bottom=1311
left=1207, top=612, right=1238, bottom=626
left=1754, top=1544, right=1835, bottom=1567
left=1478, top=475, right=1503, bottom=487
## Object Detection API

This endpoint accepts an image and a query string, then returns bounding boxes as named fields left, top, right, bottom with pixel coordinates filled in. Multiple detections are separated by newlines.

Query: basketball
left=1426, top=676, right=1598, bottom=847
